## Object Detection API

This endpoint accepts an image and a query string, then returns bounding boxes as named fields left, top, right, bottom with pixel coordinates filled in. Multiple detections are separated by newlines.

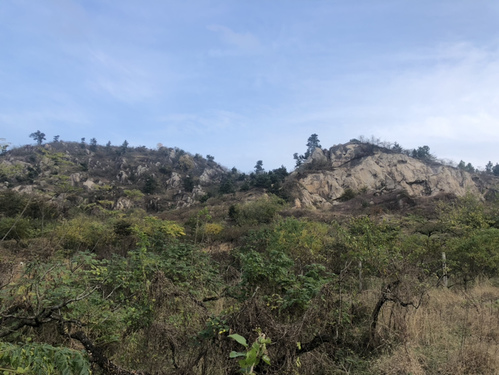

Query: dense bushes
left=53, top=216, right=116, bottom=252
left=0, top=190, right=59, bottom=220
left=0, top=217, right=33, bottom=242
left=2, top=191, right=499, bottom=374
left=229, top=195, right=285, bottom=226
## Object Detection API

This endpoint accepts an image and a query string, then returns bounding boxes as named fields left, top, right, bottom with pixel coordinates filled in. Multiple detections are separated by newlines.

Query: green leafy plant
left=132, top=216, right=185, bottom=250
left=0, top=217, right=34, bottom=243
left=53, top=216, right=115, bottom=251
left=229, top=331, right=271, bottom=374
left=124, top=189, right=145, bottom=201
left=0, top=342, right=90, bottom=375
left=232, top=195, right=285, bottom=226
left=338, top=188, right=357, bottom=201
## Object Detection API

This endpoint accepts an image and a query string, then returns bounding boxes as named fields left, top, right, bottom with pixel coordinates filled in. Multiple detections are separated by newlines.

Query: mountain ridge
left=1, top=140, right=497, bottom=213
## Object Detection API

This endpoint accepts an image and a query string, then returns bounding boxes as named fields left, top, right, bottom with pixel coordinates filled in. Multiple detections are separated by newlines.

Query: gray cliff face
left=295, top=143, right=482, bottom=209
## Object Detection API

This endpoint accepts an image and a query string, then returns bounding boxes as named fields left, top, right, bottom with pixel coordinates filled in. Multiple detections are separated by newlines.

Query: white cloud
left=238, top=40, right=499, bottom=169
left=370, top=42, right=499, bottom=144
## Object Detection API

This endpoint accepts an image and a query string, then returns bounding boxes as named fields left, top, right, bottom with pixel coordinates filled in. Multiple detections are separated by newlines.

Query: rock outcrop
left=0, top=142, right=227, bottom=210
left=295, top=142, right=483, bottom=209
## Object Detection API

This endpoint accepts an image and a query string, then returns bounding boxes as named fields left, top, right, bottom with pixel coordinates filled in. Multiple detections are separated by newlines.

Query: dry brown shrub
left=375, top=344, right=427, bottom=375
left=373, top=281, right=499, bottom=374
left=440, top=346, right=496, bottom=375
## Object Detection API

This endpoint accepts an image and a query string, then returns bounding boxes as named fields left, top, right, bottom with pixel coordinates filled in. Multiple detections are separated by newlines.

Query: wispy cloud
left=2, top=1, right=499, bottom=171
left=236, top=40, right=499, bottom=169
left=0, top=108, right=90, bottom=145
left=87, top=50, right=157, bottom=102
left=370, top=42, right=499, bottom=144
left=207, top=24, right=263, bottom=56
left=157, top=110, right=248, bottom=135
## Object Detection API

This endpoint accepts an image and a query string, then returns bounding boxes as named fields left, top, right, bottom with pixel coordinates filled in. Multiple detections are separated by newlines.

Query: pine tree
left=294, top=134, right=321, bottom=167
left=89, top=138, right=98, bottom=151
left=254, top=160, right=264, bottom=174
left=29, top=130, right=46, bottom=145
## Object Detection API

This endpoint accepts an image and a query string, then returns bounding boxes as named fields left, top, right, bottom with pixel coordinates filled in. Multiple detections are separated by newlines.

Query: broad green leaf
left=228, top=334, right=247, bottom=347
left=229, top=351, right=246, bottom=359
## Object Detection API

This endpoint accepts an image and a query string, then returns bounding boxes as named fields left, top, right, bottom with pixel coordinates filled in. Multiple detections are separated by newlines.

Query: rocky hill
left=292, top=142, right=495, bottom=209
left=2, top=139, right=499, bottom=375
left=0, top=141, right=228, bottom=211
left=1, top=140, right=497, bottom=214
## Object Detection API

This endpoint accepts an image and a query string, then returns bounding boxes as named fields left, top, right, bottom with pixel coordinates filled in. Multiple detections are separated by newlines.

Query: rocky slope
left=1, top=140, right=496, bottom=213
left=0, top=142, right=228, bottom=210
left=293, top=142, right=492, bottom=209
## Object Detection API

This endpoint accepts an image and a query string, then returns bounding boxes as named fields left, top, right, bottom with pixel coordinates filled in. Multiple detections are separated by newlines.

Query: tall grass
left=374, top=280, right=499, bottom=374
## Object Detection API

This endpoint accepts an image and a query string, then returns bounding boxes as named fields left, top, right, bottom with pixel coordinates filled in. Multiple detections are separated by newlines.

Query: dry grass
left=374, top=281, right=499, bottom=374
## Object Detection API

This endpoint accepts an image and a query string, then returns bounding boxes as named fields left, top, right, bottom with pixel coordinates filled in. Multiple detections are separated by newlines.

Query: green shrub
left=124, top=189, right=145, bottom=201
left=199, top=192, right=213, bottom=203
left=183, top=176, right=195, bottom=192
left=0, top=190, right=28, bottom=217
left=113, top=219, right=133, bottom=236
left=0, top=342, right=90, bottom=375
left=219, top=178, right=236, bottom=195
left=338, top=188, right=357, bottom=201
left=449, top=228, right=499, bottom=280
left=0, top=217, right=33, bottom=242
left=239, top=182, right=251, bottom=192
left=53, top=216, right=115, bottom=251
left=236, top=219, right=332, bottom=311
left=0, top=163, right=25, bottom=182
left=142, top=176, right=157, bottom=194
left=232, top=195, right=285, bottom=226
left=132, top=216, right=185, bottom=250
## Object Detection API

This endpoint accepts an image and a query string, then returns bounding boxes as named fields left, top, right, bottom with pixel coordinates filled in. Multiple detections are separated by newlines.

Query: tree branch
left=69, top=330, right=151, bottom=375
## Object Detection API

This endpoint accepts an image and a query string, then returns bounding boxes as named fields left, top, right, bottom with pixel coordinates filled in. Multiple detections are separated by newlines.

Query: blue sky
left=1, top=1, right=499, bottom=172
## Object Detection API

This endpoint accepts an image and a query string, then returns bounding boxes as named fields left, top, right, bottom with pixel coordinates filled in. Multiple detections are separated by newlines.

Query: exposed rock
left=0, top=141, right=231, bottom=211
left=4, top=139, right=490, bottom=213
left=200, top=168, right=221, bottom=184
left=178, top=154, right=195, bottom=170
left=117, top=171, right=128, bottom=184
left=13, top=185, right=35, bottom=194
left=294, top=198, right=302, bottom=209
left=307, top=148, right=328, bottom=164
left=136, top=165, right=148, bottom=176
left=192, top=185, right=206, bottom=198
left=70, top=173, right=83, bottom=186
left=295, top=142, right=482, bottom=209
left=40, top=156, right=51, bottom=167
left=115, top=197, right=133, bottom=210
left=1, top=160, right=26, bottom=168
left=329, top=143, right=371, bottom=167
left=298, top=185, right=333, bottom=210
left=166, top=172, right=182, bottom=189
left=83, top=180, right=96, bottom=190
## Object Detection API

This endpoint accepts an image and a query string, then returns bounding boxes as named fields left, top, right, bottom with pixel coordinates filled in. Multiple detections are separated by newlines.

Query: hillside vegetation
left=1, top=138, right=499, bottom=374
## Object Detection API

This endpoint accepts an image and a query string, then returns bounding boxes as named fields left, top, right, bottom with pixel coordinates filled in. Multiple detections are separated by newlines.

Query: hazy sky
left=1, top=1, right=499, bottom=172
